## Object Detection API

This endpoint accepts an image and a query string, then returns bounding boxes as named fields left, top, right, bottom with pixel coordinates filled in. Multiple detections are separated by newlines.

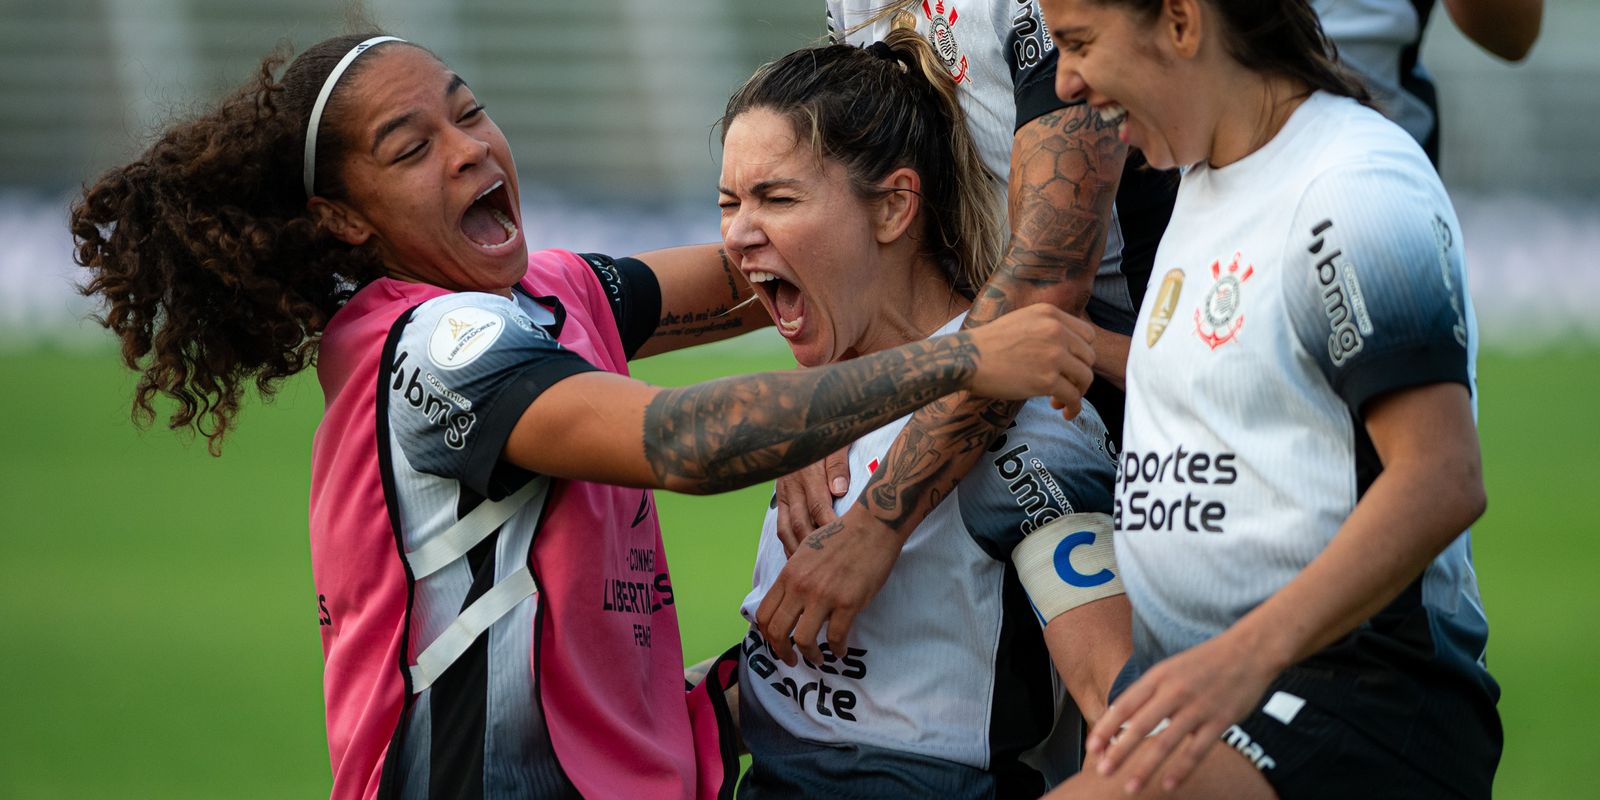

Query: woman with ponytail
left=1036, top=1, right=1500, bottom=797
left=71, top=32, right=1098, bottom=799
left=719, top=31, right=1131, bottom=798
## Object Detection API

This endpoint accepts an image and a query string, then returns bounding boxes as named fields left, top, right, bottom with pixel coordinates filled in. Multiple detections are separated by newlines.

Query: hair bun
left=865, top=40, right=909, bottom=71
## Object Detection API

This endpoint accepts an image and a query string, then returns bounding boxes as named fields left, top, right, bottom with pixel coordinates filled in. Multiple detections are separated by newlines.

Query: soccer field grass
left=0, top=340, right=1593, bottom=798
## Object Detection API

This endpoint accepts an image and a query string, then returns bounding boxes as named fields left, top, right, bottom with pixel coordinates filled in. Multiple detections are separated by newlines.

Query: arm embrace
left=504, top=302, right=1093, bottom=495
left=758, top=100, right=1127, bottom=665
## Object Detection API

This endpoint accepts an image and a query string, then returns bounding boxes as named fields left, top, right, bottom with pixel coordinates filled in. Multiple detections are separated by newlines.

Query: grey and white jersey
left=383, top=289, right=597, bottom=798
left=1314, top=0, right=1440, bottom=161
left=1118, top=92, right=1491, bottom=689
left=827, top=0, right=1062, bottom=185
left=737, top=315, right=1118, bottom=798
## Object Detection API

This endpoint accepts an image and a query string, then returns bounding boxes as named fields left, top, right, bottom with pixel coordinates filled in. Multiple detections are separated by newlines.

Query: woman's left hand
left=1085, top=629, right=1281, bottom=794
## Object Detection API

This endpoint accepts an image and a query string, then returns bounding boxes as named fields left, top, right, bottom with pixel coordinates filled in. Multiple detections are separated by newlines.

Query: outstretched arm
left=504, top=303, right=1092, bottom=495
left=756, top=102, right=1127, bottom=665
left=1443, top=0, right=1542, bottom=61
left=629, top=244, right=773, bottom=360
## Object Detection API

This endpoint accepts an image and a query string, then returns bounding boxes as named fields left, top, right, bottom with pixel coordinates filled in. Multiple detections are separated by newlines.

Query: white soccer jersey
left=1117, top=92, right=1491, bottom=686
left=737, top=314, right=1119, bottom=798
left=827, top=0, right=1060, bottom=184
left=1314, top=0, right=1439, bottom=159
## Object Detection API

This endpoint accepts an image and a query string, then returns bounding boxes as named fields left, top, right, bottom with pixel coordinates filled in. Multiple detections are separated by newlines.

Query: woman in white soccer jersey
left=1033, top=0, right=1500, bottom=798
left=720, top=31, right=1131, bottom=798
left=755, top=0, right=1171, bottom=688
left=69, top=32, right=1097, bottom=800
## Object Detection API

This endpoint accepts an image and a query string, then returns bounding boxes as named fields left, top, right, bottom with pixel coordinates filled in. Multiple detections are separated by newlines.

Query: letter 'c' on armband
left=1011, top=512, right=1124, bottom=625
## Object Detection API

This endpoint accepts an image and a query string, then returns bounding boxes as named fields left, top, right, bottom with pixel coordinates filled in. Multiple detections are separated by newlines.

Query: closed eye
left=460, top=104, right=486, bottom=123
left=395, top=141, right=427, bottom=163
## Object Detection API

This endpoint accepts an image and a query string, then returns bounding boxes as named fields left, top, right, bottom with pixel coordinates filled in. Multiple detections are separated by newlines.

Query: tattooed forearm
left=641, top=333, right=979, bottom=494
left=858, top=392, right=1022, bottom=530
left=848, top=103, right=1127, bottom=538
left=649, top=249, right=758, bottom=341
left=804, top=518, right=846, bottom=551
left=986, top=104, right=1128, bottom=318
left=718, top=247, right=740, bottom=304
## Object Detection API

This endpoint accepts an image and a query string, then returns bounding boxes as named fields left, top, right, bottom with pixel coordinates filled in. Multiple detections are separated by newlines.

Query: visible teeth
left=490, top=207, right=517, bottom=237
left=779, top=316, right=802, bottom=332
left=748, top=270, right=778, bottom=283
left=474, top=180, right=503, bottom=203
left=1097, top=104, right=1127, bottom=125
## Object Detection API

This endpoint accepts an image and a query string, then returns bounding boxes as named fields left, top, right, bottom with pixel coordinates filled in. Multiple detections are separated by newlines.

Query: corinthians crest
left=921, top=0, right=969, bottom=84
left=1194, top=252, right=1254, bottom=349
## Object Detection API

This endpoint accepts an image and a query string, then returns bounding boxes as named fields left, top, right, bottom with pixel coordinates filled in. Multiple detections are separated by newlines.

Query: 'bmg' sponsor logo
left=1306, top=219, right=1374, bottom=366
left=390, top=351, right=475, bottom=449
left=989, top=422, right=1073, bottom=534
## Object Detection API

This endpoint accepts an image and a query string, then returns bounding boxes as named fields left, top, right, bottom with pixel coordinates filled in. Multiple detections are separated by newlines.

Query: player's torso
left=736, top=313, right=1121, bottom=774
left=1119, top=151, right=1360, bottom=656
left=739, top=400, right=1019, bottom=772
left=316, top=264, right=700, bottom=799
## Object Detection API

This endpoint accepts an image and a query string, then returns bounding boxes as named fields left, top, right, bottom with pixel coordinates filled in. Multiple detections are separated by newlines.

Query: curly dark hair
left=70, top=33, right=415, bottom=454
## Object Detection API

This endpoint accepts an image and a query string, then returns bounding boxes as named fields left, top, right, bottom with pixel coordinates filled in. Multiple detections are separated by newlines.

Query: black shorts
left=1111, top=633, right=1502, bottom=800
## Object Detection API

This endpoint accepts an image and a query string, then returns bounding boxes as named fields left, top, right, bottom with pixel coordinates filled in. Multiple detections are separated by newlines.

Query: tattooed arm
left=857, top=103, right=1126, bottom=524
left=501, top=303, right=1092, bottom=495
left=629, top=243, right=772, bottom=360
left=757, top=103, right=1127, bottom=665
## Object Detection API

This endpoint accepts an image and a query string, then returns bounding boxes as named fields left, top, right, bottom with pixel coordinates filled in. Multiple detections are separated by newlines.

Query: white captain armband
left=1011, top=512, right=1124, bottom=625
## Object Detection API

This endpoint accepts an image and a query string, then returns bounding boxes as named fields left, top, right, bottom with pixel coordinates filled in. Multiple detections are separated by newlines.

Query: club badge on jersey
left=920, top=0, right=969, bottom=83
left=1194, top=252, right=1255, bottom=350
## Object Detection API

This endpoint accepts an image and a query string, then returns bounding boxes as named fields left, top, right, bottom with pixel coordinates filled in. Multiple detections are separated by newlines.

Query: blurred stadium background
left=0, top=0, right=1593, bottom=797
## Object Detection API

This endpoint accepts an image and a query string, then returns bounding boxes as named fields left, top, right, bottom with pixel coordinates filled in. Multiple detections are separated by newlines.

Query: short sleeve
left=385, top=291, right=599, bottom=498
left=1283, top=165, right=1472, bottom=414
left=1003, top=0, right=1068, bottom=129
left=958, top=397, right=1119, bottom=561
left=575, top=252, right=662, bottom=359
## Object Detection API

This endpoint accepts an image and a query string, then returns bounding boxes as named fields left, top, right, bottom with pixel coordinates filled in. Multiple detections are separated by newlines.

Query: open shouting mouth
left=460, top=179, right=520, bottom=250
left=746, top=268, right=807, bottom=336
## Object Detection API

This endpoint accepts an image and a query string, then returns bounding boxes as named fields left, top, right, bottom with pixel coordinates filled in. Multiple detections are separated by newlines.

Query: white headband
left=303, top=35, right=407, bottom=197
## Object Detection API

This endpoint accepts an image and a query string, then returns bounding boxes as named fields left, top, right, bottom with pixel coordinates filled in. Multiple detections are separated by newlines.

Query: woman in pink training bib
left=70, top=33, right=1096, bottom=800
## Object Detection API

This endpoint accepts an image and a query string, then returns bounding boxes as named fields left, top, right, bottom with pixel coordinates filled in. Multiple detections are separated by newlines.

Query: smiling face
left=311, top=46, right=526, bottom=294
left=1042, top=0, right=1206, bottom=169
left=719, top=108, right=901, bottom=367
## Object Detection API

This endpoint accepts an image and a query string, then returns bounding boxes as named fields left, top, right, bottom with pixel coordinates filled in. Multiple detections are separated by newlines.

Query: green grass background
left=1, top=338, right=1594, bottom=798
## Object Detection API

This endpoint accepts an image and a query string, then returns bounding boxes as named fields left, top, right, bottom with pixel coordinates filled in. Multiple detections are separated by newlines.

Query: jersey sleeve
left=386, top=291, right=600, bottom=499
left=1282, top=164, right=1473, bottom=414
left=1000, top=0, right=1068, bottom=129
left=957, top=397, right=1119, bottom=561
left=575, top=252, right=662, bottom=359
